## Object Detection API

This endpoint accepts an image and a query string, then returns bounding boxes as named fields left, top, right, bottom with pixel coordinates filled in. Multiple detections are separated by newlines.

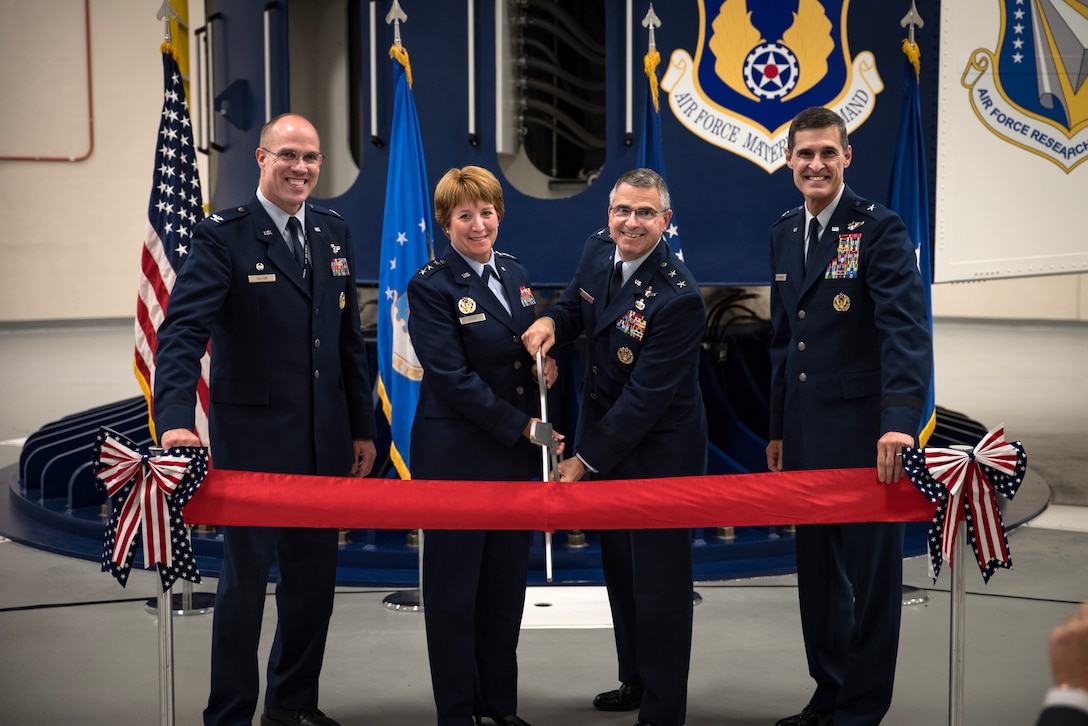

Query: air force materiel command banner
left=960, top=0, right=1088, bottom=172
left=661, top=0, right=882, bottom=172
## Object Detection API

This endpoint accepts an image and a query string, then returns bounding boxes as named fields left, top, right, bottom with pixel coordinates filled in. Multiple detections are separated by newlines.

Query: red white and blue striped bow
left=902, top=425, right=1027, bottom=583
left=92, top=428, right=209, bottom=591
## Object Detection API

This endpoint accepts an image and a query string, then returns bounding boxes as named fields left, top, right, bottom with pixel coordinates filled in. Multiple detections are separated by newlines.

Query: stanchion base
left=144, top=592, right=216, bottom=616
left=692, top=590, right=702, bottom=607
left=382, top=589, right=423, bottom=612
left=901, top=585, right=929, bottom=606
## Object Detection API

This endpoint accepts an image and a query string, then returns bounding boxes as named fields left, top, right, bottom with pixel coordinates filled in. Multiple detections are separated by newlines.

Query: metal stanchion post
left=158, top=583, right=175, bottom=726
left=947, top=442, right=972, bottom=726
left=949, top=516, right=966, bottom=726
left=145, top=528, right=215, bottom=616
left=383, top=530, right=423, bottom=612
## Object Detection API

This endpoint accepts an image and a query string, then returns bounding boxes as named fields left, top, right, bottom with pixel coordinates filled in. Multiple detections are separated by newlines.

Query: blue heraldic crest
left=962, top=0, right=1088, bottom=172
left=662, top=0, right=884, bottom=172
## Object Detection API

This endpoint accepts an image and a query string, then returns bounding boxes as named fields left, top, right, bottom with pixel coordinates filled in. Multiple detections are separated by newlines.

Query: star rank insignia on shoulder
left=415, top=258, right=446, bottom=277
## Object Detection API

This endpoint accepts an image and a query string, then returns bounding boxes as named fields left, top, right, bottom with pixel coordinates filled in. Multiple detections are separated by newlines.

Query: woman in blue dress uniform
left=407, top=166, right=557, bottom=726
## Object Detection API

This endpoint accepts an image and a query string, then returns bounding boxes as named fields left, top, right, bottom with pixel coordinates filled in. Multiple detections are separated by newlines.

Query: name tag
left=248, top=274, right=277, bottom=283
left=459, top=313, right=487, bottom=325
left=775, top=273, right=787, bottom=281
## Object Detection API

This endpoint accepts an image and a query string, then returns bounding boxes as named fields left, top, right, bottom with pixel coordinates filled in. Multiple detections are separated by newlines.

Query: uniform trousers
left=422, top=529, right=532, bottom=726
left=795, top=521, right=905, bottom=726
left=204, top=525, right=339, bottom=726
left=600, top=527, right=694, bottom=726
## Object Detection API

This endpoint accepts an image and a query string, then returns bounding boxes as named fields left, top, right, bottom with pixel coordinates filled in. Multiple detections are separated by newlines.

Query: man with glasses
left=522, top=168, right=707, bottom=726
left=155, top=113, right=376, bottom=726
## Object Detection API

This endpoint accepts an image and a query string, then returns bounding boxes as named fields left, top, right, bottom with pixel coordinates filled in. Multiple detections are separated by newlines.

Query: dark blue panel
left=203, top=0, right=940, bottom=287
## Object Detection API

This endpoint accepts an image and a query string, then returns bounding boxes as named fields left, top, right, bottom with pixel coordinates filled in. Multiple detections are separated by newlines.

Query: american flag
left=134, top=43, right=208, bottom=444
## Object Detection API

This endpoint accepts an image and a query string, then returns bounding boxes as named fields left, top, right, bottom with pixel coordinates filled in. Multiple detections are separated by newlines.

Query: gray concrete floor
left=1, top=318, right=1086, bottom=725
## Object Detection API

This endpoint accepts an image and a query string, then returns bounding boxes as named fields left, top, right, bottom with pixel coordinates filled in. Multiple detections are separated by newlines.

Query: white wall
left=0, top=1, right=1084, bottom=324
left=0, top=0, right=183, bottom=322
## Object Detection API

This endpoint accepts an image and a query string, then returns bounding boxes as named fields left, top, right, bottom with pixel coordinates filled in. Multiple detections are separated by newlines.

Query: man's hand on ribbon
left=160, top=427, right=202, bottom=449
left=877, top=430, right=914, bottom=484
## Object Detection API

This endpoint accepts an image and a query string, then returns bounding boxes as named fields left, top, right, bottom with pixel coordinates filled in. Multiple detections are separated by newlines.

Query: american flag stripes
left=134, top=43, right=208, bottom=444
left=93, top=428, right=208, bottom=591
left=902, top=425, right=1027, bottom=583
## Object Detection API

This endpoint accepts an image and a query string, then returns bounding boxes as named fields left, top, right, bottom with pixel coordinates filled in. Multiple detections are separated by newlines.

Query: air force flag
left=377, top=45, right=430, bottom=479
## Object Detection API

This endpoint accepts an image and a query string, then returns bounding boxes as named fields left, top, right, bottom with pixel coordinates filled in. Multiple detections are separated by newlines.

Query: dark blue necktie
left=608, top=260, right=623, bottom=304
left=483, top=265, right=510, bottom=312
left=286, top=217, right=306, bottom=274
left=805, top=217, right=821, bottom=270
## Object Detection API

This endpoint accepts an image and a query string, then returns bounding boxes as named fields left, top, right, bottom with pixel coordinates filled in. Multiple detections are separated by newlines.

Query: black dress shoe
left=592, top=683, right=644, bottom=711
left=775, top=704, right=833, bottom=726
left=261, top=707, right=340, bottom=726
left=474, top=716, right=532, bottom=726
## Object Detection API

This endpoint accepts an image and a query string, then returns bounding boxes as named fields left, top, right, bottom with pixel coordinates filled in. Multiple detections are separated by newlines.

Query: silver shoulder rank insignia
left=668, top=270, right=677, bottom=278
left=617, top=347, right=634, bottom=365
left=458, top=297, right=477, bottom=314
left=210, top=214, right=224, bottom=223
left=833, top=293, right=851, bottom=312
left=867, top=204, right=876, bottom=211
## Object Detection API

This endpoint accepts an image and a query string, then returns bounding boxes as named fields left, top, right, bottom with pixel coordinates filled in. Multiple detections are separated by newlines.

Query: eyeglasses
left=261, top=147, right=324, bottom=166
left=609, top=205, right=668, bottom=221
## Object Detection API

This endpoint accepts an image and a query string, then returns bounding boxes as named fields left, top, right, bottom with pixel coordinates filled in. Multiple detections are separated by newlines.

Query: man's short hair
left=788, top=107, right=848, bottom=151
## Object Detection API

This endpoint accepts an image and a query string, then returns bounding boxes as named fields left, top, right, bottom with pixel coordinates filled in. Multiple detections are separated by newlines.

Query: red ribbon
left=183, top=467, right=934, bottom=530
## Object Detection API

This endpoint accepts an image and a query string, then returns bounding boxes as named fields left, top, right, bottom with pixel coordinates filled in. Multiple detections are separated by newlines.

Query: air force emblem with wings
left=660, top=0, right=883, bottom=172
left=962, top=0, right=1088, bottom=173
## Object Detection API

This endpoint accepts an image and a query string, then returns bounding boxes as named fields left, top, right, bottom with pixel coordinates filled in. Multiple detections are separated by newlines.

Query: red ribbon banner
left=183, top=467, right=935, bottom=531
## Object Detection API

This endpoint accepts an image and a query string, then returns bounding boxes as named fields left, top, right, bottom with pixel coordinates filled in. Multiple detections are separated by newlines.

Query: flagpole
left=378, top=0, right=428, bottom=614
left=153, top=8, right=178, bottom=723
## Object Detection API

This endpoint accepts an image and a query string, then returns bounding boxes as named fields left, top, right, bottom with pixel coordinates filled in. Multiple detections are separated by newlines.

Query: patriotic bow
left=92, top=428, right=208, bottom=591
left=902, top=425, right=1027, bottom=583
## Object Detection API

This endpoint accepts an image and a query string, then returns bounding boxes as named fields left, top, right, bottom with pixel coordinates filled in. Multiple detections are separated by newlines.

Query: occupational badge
left=833, top=292, right=851, bottom=312
left=458, top=297, right=477, bottom=314
left=617, top=347, right=634, bottom=365
left=256, top=262, right=265, bottom=271
left=339, top=292, right=346, bottom=310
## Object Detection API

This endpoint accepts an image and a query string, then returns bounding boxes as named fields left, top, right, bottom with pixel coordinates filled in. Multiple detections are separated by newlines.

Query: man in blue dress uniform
left=522, top=168, right=707, bottom=726
left=766, top=106, right=932, bottom=726
left=154, top=113, right=376, bottom=726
